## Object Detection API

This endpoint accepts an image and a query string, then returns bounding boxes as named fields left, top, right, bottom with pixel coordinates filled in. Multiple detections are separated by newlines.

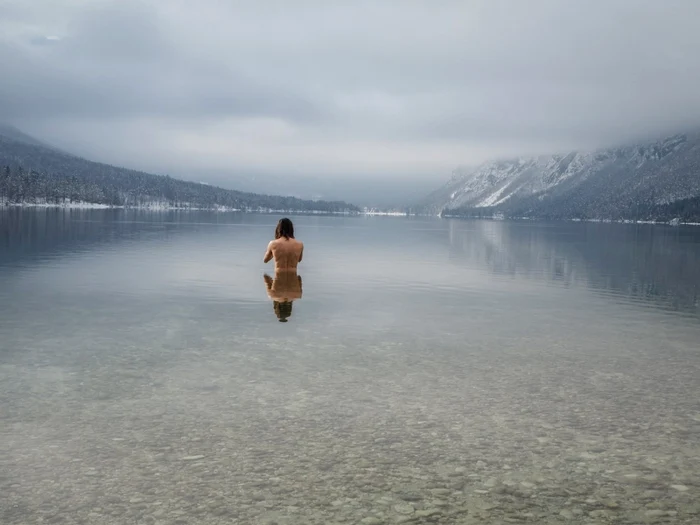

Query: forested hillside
left=0, top=128, right=359, bottom=213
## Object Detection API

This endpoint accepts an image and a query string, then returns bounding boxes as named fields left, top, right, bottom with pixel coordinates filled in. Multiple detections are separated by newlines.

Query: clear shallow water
left=1, top=208, right=700, bottom=524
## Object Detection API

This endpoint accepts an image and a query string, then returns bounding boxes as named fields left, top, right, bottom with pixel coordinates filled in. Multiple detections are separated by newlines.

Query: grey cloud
left=2, top=0, right=700, bottom=178
left=0, top=1, right=321, bottom=122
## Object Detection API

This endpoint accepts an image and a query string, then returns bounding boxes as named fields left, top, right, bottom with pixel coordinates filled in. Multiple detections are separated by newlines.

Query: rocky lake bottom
left=2, top=330, right=699, bottom=525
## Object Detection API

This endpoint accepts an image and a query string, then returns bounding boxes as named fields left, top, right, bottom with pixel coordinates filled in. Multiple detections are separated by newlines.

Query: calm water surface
left=1, top=208, right=699, bottom=524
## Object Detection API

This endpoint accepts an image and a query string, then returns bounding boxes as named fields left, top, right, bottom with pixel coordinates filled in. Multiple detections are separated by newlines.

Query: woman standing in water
left=263, top=218, right=304, bottom=271
left=263, top=218, right=304, bottom=322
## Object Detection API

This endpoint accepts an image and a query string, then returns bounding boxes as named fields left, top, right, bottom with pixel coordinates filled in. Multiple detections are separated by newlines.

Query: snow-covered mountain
left=419, top=132, right=700, bottom=220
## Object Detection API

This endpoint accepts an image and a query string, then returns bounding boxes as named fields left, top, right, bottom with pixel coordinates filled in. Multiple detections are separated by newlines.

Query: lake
left=1, top=208, right=699, bottom=524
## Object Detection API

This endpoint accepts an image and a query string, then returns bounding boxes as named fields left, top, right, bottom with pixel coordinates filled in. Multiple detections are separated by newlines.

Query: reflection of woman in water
left=263, top=218, right=304, bottom=322
left=273, top=300, right=293, bottom=322
left=264, top=272, right=302, bottom=322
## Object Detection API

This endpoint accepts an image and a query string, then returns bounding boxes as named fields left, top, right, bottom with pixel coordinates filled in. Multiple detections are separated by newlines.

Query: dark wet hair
left=275, top=218, right=295, bottom=240
left=274, top=301, right=293, bottom=322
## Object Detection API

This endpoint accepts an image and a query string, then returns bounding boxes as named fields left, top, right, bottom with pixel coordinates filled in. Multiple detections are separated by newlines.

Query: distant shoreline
left=439, top=213, right=700, bottom=227
left=4, top=202, right=699, bottom=225
left=2, top=201, right=409, bottom=217
left=0, top=201, right=360, bottom=215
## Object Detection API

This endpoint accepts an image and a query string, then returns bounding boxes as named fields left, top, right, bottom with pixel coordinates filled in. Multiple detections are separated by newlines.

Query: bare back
left=263, top=237, right=304, bottom=271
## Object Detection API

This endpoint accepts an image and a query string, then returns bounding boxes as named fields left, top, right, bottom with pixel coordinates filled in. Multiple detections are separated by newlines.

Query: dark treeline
left=645, top=195, right=700, bottom=223
left=0, top=137, right=359, bottom=213
left=441, top=206, right=499, bottom=219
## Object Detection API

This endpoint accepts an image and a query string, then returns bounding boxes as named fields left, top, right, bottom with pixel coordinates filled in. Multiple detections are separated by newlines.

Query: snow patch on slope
left=477, top=185, right=510, bottom=207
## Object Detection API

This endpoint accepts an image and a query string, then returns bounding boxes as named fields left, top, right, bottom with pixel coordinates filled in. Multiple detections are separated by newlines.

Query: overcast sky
left=2, top=0, right=700, bottom=182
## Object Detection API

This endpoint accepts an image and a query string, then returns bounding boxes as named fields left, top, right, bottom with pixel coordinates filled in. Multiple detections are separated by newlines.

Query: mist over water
left=1, top=208, right=699, bottom=524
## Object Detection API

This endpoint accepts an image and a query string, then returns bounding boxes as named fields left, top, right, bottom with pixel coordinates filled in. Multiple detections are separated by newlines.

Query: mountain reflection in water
left=447, top=220, right=700, bottom=316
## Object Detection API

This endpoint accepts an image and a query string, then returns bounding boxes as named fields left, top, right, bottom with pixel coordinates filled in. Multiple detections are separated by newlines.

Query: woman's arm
left=263, top=242, right=274, bottom=263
